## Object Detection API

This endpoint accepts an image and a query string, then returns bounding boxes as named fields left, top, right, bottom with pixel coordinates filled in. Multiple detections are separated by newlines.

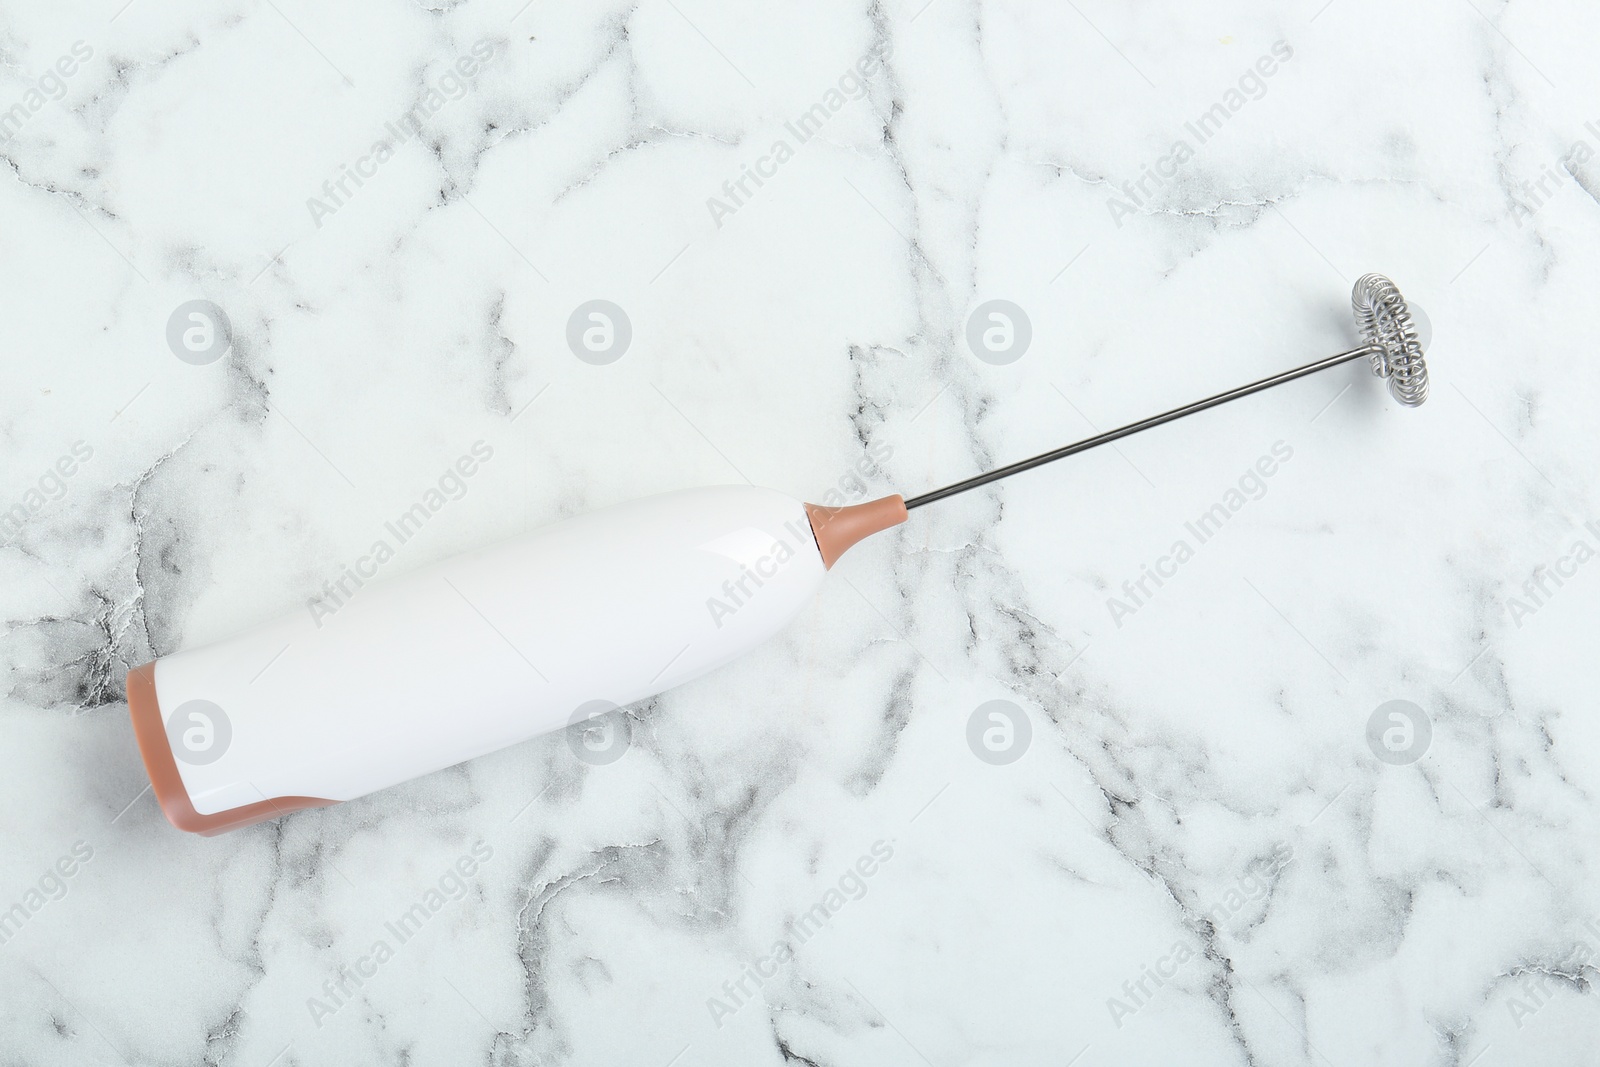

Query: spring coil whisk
left=1353, top=273, right=1429, bottom=406
left=903, top=273, right=1431, bottom=509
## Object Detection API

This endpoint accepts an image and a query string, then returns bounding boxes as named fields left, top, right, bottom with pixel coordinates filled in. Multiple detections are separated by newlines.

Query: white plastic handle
left=131, top=486, right=832, bottom=832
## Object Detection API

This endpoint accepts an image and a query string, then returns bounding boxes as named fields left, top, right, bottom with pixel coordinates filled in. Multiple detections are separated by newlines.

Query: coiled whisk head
left=1352, top=273, right=1429, bottom=406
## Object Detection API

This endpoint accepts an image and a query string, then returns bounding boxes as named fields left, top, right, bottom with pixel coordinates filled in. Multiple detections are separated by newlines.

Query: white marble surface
left=3, top=0, right=1599, bottom=1064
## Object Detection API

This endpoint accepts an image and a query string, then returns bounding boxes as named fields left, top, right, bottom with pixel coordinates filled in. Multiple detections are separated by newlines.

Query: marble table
left=1, top=0, right=1596, bottom=1064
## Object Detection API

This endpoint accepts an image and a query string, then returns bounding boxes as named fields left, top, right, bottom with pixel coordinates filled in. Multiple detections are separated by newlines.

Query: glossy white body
left=152, top=486, right=827, bottom=815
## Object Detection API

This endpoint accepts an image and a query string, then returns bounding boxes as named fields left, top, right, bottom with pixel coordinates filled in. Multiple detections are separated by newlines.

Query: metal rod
left=903, top=345, right=1376, bottom=511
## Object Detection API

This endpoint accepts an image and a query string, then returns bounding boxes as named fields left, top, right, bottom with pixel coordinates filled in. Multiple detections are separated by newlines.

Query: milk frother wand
left=127, top=273, right=1429, bottom=834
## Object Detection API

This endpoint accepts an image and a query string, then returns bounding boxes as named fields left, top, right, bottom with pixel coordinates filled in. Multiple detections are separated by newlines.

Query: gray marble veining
left=1, top=1, right=1597, bottom=1064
